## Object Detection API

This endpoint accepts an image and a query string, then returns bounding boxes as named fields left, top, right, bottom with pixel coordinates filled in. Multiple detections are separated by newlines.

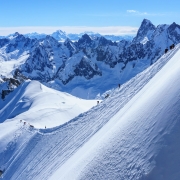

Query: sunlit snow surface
left=1, top=45, right=180, bottom=180
left=0, top=80, right=98, bottom=174
left=0, top=80, right=97, bottom=129
left=0, top=52, right=29, bottom=77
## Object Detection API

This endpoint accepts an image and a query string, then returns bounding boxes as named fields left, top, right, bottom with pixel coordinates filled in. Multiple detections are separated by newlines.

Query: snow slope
left=1, top=44, right=180, bottom=179
left=0, top=80, right=97, bottom=128
left=0, top=80, right=98, bottom=167
left=50, top=43, right=180, bottom=180
left=57, top=46, right=180, bottom=180
left=0, top=51, right=29, bottom=78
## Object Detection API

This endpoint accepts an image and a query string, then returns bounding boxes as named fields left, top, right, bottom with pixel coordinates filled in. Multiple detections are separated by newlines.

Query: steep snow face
left=0, top=80, right=97, bottom=129
left=1, top=44, right=180, bottom=180
left=50, top=44, right=180, bottom=180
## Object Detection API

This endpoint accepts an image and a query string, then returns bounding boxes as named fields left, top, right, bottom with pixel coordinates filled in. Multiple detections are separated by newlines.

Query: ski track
left=1, top=45, right=180, bottom=180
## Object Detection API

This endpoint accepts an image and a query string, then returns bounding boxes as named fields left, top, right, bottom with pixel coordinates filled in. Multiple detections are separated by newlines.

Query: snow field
left=1, top=44, right=180, bottom=179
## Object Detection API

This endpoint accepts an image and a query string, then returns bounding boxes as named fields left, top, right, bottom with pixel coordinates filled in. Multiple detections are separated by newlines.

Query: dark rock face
left=168, top=22, right=180, bottom=43
left=78, top=34, right=93, bottom=47
left=62, top=59, right=102, bottom=84
left=23, top=46, right=52, bottom=72
left=97, top=36, right=115, bottom=46
left=0, top=71, right=28, bottom=99
left=72, top=58, right=101, bottom=80
left=64, top=39, right=77, bottom=56
left=0, top=38, right=9, bottom=48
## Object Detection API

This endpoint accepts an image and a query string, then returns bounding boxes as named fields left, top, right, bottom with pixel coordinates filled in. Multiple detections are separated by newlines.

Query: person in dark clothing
left=165, top=48, right=168, bottom=53
left=170, top=44, right=175, bottom=50
left=0, top=170, right=4, bottom=177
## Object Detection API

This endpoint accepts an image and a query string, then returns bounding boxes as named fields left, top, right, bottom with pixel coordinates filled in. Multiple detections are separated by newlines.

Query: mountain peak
left=133, top=19, right=156, bottom=43
left=51, top=30, right=67, bottom=41
left=141, top=19, right=153, bottom=25
left=168, top=22, right=180, bottom=30
left=54, top=30, right=66, bottom=36
left=139, top=19, right=156, bottom=33
left=97, top=36, right=114, bottom=46
left=14, top=32, right=20, bottom=36
left=82, top=34, right=92, bottom=40
left=78, top=34, right=92, bottom=46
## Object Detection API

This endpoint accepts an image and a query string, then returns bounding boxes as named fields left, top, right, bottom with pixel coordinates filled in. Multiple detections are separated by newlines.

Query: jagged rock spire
left=133, top=19, right=156, bottom=43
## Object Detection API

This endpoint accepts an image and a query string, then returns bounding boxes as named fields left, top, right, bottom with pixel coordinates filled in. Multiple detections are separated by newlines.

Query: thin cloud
left=0, top=26, right=138, bottom=36
left=127, top=10, right=148, bottom=15
left=127, top=10, right=138, bottom=13
left=127, top=10, right=164, bottom=16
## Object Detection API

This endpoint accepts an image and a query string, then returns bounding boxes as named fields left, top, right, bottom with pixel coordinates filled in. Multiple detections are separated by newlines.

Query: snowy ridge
left=0, top=80, right=97, bottom=128
left=1, top=44, right=180, bottom=179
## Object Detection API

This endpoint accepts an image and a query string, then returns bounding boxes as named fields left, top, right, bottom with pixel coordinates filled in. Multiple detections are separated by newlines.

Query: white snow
left=1, top=44, right=180, bottom=179
left=0, top=52, right=29, bottom=77
left=0, top=80, right=97, bottom=129
left=0, top=80, right=98, bottom=175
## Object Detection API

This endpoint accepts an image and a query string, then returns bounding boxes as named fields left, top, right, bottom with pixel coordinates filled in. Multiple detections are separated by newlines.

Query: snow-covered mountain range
left=1, top=19, right=180, bottom=99
left=0, top=30, right=134, bottom=42
left=0, top=41, right=180, bottom=180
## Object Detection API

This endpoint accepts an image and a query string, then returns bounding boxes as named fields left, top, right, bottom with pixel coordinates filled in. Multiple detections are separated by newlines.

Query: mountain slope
left=1, top=43, right=180, bottom=180
left=0, top=80, right=98, bottom=177
left=0, top=80, right=97, bottom=128
left=58, top=44, right=180, bottom=180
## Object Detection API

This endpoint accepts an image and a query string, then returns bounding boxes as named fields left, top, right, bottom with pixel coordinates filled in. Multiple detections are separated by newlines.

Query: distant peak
left=45, top=35, right=57, bottom=42
left=172, top=22, right=177, bottom=25
left=139, top=19, right=156, bottom=30
left=13, top=32, right=25, bottom=39
left=82, top=33, right=90, bottom=37
left=54, top=30, right=66, bottom=35
left=133, top=19, right=156, bottom=43
left=169, top=22, right=179, bottom=28
left=78, top=34, right=92, bottom=45
left=168, top=21, right=180, bottom=31
left=81, top=34, right=92, bottom=41
left=141, top=19, right=153, bottom=25
left=14, top=32, right=20, bottom=36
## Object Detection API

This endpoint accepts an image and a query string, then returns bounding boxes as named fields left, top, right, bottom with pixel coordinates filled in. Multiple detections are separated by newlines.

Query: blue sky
left=0, top=0, right=179, bottom=35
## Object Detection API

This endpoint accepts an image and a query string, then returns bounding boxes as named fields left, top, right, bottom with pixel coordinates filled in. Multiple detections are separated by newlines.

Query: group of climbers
left=165, top=44, right=175, bottom=54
